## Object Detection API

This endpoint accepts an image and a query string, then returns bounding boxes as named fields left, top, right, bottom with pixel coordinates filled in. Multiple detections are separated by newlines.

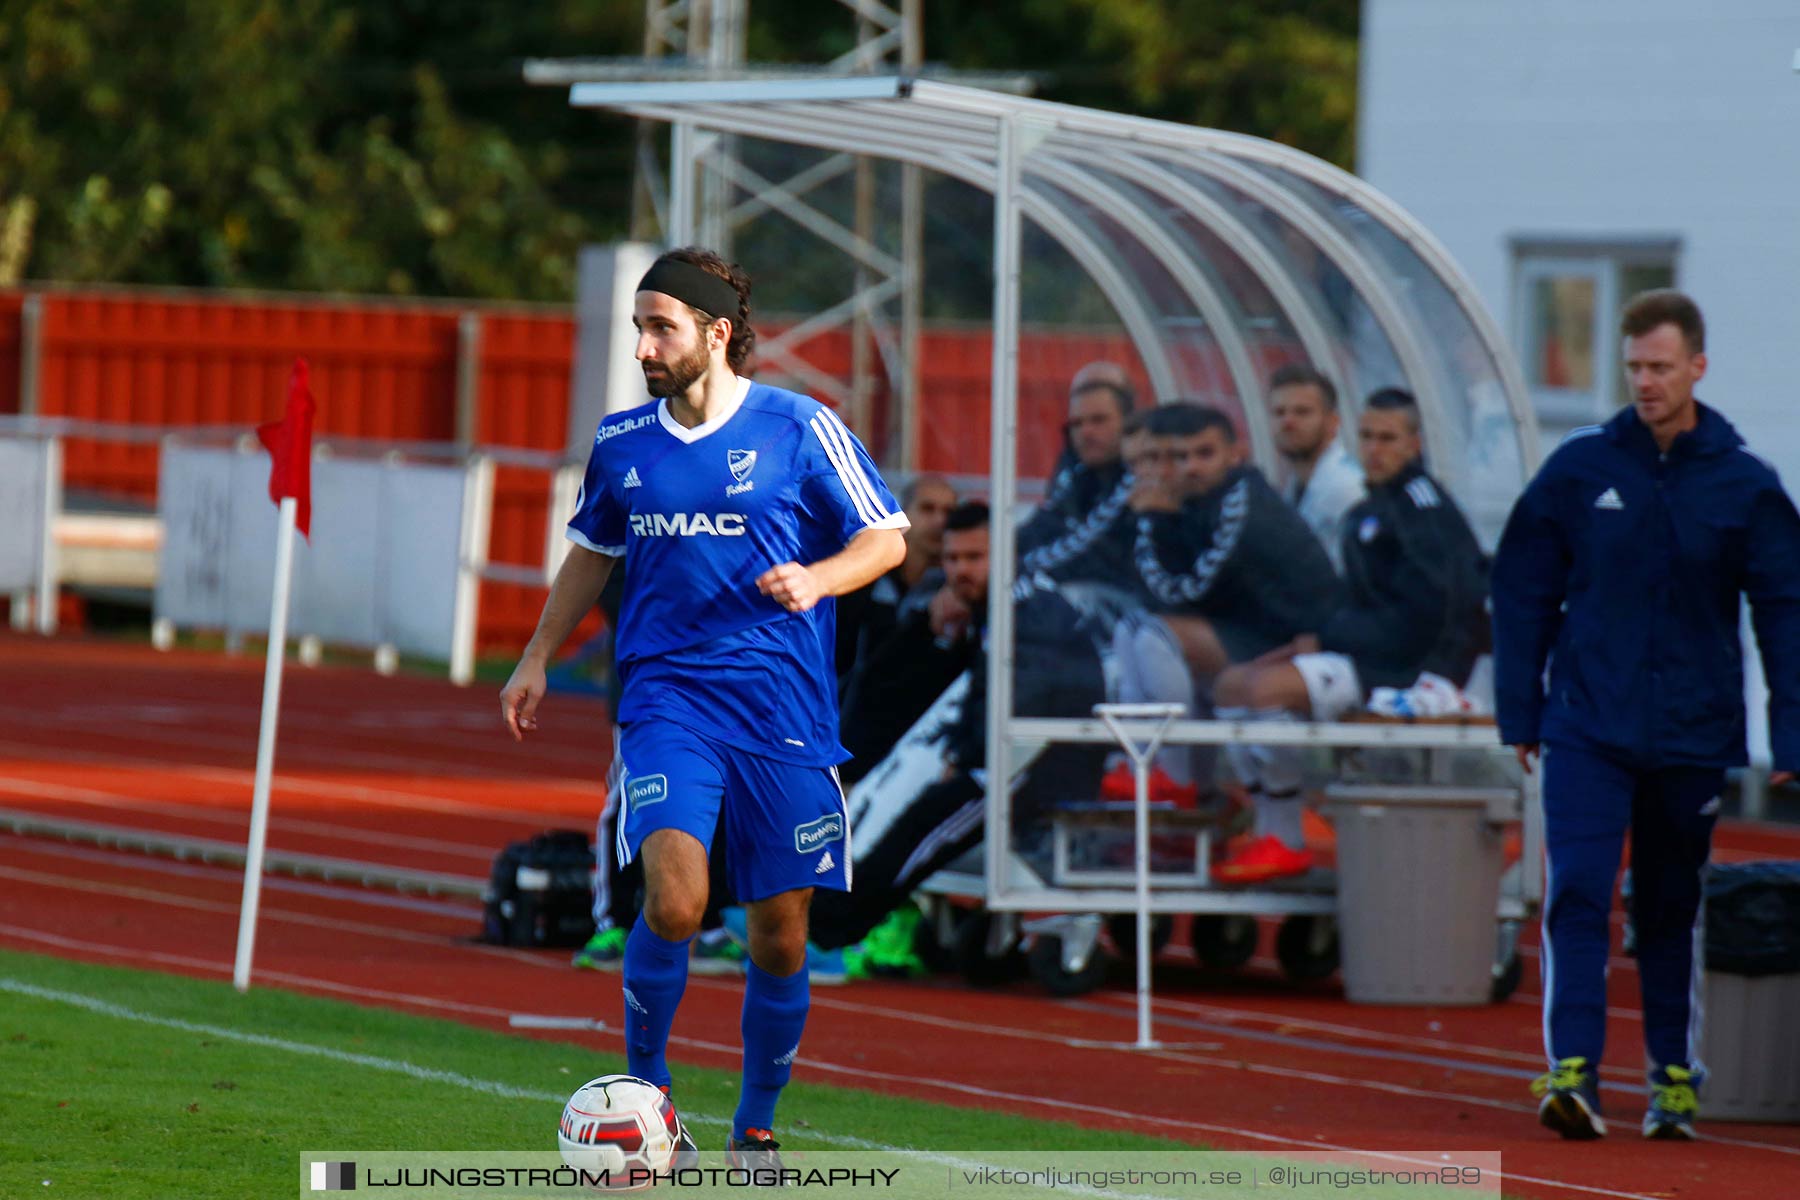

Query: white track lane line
left=0, top=864, right=553, bottom=970
left=0, top=738, right=593, bottom=821
left=1516, top=942, right=1639, bottom=971
left=7, top=862, right=1796, bottom=1166
left=1090, top=990, right=1571, bottom=1070
left=757, top=986, right=1800, bottom=1156
left=1511, top=993, right=1643, bottom=1021
left=1093, top=989, right=1638, bottom=1085
left=0, top=864, right=1524, bottom=1111
left=47, top=696, right=621, bottom=775
left=0, top=775, right=497, bottom=860
left=8, top=839, right=479, bottom=918
left=0, top=704, right=610, bottom=779
left=0, top=933, right=1661, bottom=1200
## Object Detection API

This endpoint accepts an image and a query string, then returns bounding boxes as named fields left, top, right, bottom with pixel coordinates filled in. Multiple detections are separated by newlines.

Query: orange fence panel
left=472, top=312, right=579, bottom=653
left=0, top=293, right=21, bottom=415
left=913, top=326, right=1149, bottom=481
left=4, top=285, right=1190, bottom=656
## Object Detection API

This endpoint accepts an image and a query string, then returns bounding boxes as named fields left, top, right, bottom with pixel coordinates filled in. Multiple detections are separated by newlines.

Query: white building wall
left=1360, top=0, right=1800, bottom=473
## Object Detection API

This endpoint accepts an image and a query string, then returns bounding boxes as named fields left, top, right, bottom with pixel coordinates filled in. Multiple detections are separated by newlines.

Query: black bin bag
left=1705, top=861, right=1800, bottom=977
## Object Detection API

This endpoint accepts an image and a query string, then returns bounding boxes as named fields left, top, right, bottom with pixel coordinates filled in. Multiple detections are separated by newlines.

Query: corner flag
left=235, top=357, right=316, bottom=991
left=256, top=359, right=315, bottom=538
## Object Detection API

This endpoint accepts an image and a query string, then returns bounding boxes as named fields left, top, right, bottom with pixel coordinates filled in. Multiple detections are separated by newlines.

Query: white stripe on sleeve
left=809, top=413, right=884, bottom=526
left=814, top=408, right=892, bottom=521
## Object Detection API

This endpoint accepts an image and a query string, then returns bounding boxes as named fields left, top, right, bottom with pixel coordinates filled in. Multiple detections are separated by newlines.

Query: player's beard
left=643, top=337, right=713, bottom=399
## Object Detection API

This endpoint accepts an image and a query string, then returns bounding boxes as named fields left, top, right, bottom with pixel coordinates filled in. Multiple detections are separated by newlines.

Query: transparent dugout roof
left=563, top=75, right=1540, bottom=540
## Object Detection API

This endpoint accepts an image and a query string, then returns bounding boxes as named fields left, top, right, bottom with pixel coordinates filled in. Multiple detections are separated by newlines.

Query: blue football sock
left=735, top=960, right=809, bottom=1136
left=621, top=914, right=692, bottom=1091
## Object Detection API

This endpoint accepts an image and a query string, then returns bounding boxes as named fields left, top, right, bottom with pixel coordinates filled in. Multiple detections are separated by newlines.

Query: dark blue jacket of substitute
left=1492, top=403, right=1800, bottom=769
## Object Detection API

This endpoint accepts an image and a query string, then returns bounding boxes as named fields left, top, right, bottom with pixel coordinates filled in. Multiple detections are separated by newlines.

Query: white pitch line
left=6, top=857, right=1796, bottom=1185
left=0, top=975, right=566, bottom=1101
left=0, top=948, right=1651, bottom=1200
left=9, top=859, right=1783, bottom=1169
left=0, top=924, right=543, bottom=1019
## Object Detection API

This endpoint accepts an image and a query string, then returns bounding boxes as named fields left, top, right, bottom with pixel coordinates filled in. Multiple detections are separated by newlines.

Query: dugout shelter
left=555, top=76, right=1542, bottom=950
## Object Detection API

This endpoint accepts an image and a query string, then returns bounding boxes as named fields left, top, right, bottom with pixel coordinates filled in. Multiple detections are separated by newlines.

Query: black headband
left=637, top=259, right=741, bottom=321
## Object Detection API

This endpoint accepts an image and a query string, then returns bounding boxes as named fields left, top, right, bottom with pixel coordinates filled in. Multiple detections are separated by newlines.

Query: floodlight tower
left=632, top=0, right=748, bottom=247
left=637, top=0, right=924, bottom=465
left=844, top=0, right=925, bottom=466
left=530, top=2, right=1031, bottom=467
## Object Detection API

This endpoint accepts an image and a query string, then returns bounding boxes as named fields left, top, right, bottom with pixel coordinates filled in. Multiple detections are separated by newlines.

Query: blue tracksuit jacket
left=1492, top=402, right=1800, bottom=769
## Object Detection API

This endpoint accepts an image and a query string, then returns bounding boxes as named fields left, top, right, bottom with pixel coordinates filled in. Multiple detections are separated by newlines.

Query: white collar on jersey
left=657, top=375, right=751, bottom=444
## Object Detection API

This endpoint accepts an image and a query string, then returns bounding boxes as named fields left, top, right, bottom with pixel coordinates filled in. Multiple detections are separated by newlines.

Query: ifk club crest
left=727, top=449, right=757, bottom=495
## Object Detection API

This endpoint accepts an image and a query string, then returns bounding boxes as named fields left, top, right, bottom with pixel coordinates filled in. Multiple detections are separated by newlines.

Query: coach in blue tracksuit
left=1493, top=290, right=1800, bottom=1143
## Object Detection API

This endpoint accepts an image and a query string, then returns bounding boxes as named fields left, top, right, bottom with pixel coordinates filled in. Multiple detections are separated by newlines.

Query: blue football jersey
left=567, top=378, right=908, bottom=765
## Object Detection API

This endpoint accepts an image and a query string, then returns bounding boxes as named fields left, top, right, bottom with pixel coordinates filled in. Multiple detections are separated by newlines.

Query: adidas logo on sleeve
left=1594, top=487, right=1624, bottom=510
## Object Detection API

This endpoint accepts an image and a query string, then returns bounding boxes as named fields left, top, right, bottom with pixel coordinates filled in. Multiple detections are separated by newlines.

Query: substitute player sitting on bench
left=1211, top=388, right=1489, bottom=884
left=1106, top=402, right=1340, bottom=804
left=1136, top=403, right=1340, bottom=677
left=1016, top=363, right=1141, bottom=592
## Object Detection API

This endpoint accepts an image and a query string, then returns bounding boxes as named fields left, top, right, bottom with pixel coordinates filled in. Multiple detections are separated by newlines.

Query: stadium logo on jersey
left=628, top=512, right=748, bottom=537
left=622, top=466, right=643, bottom=489
left=1358, top=515, right=1381, bottom=543
left=727, top=448, right=758, bottom=496
left=793, top=814, right=844, bottom=854
left=596, top=413, right=657, bottom=443
left=1594, top=487, right=1624, bottom=510
left=626, top=773, right=668, bottom=810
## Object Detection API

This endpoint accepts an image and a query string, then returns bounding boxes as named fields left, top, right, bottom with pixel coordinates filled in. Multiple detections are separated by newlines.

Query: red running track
left=2, top=633, right=1798, bottom=1200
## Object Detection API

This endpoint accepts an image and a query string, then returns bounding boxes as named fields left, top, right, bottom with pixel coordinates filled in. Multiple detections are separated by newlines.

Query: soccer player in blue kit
left=500, top=247, right=908, bottom=1166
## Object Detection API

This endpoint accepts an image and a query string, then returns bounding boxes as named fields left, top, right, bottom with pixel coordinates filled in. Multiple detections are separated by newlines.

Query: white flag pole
left=234, top=494, right=299, bottom=992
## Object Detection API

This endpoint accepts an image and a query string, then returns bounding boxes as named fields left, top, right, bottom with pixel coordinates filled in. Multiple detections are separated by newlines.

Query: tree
left=754, top=0, right=1360, bottom=167
left=0, top=0, right=634, bottom=298
left=0, top=1, right=1361, bottom=299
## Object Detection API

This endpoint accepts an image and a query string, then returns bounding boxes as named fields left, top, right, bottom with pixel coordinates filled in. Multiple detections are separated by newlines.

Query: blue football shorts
left=614, top=721, right=852, bottom=903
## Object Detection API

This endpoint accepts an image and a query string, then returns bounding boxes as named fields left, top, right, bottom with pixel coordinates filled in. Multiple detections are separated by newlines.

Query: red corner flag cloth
left=256, top=358, right=316, bottom=539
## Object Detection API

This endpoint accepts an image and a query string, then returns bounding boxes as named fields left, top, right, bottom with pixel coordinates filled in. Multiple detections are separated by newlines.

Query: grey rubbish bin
left=1328, top=786, right=1509, bottom=1005
left=1698, top=861, right=1800, bottom=1122
left=1699, top=971, right=1800, bottom=1122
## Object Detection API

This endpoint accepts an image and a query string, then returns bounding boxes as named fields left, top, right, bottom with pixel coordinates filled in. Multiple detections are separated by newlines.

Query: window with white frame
left=1510, top=239, right=1679, bottom=429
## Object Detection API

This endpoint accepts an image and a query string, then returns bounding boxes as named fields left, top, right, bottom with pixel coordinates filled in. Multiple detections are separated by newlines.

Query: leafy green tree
left=754, top=0, right=1359, bottom=167
left=0, top=0, right=632, bottom=297
left=0, top=0, right=1359, bottom=299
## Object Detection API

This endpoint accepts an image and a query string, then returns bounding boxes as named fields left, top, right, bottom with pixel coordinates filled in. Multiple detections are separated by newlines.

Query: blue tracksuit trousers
left=1540, top=742, right=1722, bottom=1074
